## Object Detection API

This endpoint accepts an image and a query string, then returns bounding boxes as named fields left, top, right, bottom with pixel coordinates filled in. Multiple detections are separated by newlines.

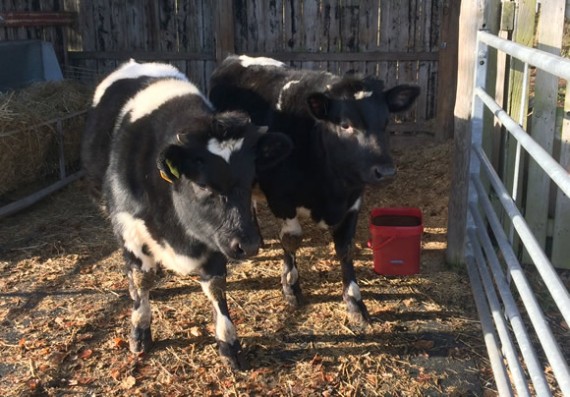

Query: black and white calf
left=210, top=55, right=420, bottom=325
left=81, top=60, right=291, bottom=369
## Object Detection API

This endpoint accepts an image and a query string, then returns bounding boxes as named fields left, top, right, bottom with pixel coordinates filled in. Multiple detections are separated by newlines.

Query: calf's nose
left=370, top=164, right=396, bottom=182
left=230, top=237, right=260, bottom=259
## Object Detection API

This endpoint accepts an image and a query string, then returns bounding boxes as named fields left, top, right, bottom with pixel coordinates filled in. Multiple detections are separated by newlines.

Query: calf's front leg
left=332, top=210, right=370, bottom=326
left=199, top=263, right=245, bottom=370
left=125, top=250, right=157, bottom=353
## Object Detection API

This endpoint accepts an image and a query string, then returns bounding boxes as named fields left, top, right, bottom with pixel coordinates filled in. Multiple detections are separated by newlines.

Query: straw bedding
left=0, top=141, right=507, bottom=396
left=0, top=81, right=90, bottom=198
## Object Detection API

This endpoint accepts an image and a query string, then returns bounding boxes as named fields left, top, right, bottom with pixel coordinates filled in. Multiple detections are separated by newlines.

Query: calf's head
left=307, top=76, right=420, bottom=185
left=158, top=111, right=291, bottom=259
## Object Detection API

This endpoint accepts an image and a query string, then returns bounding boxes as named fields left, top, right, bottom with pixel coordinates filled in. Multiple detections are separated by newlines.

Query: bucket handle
left=367, top=236, right=396, bottom=250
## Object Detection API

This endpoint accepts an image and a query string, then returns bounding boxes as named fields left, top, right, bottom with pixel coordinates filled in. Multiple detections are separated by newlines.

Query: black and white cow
left=81, top=60, right=291, bottom=369
left=209, top=55, right=420, bottom=326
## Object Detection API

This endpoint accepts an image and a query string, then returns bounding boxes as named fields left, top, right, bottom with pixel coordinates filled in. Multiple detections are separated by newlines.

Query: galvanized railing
left=467, top=30, right=570, bottom=396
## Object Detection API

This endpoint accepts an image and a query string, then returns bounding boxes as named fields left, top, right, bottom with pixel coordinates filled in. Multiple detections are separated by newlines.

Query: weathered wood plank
left=524, top=0, right=565, bottom=266
left=552, top=85, right=570, bottom=269
left=435, top=0, right=460, bottom=140
left=214, top=0, right=235, bottom=61
left=503, top=0, right=536, bottom=213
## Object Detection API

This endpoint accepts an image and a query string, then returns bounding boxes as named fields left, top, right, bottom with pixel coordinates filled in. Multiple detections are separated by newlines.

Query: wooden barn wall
left=0, top=0, right=68, bottom=66
left=0, top=0, right=452, bottom=138
left=232, top=0, right=442, bottom=131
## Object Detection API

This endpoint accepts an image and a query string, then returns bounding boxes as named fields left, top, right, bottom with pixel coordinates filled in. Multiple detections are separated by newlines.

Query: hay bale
left=0, top=80, right=92, bottom=198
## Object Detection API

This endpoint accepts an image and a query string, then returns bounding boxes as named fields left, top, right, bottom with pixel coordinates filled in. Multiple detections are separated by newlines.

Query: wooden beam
left=0, top=11, right=76, bottom=27
left=68, top=51, right=216, bottom=61
left=435, top=0, right=460, bottom=141
left=67, top=50, right=438, bottom=63
left=446, top=0, right=486, bottom=266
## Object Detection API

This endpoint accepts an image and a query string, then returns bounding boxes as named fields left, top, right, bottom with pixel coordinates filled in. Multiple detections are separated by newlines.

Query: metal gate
left=467, top=31, right=570, bottom=396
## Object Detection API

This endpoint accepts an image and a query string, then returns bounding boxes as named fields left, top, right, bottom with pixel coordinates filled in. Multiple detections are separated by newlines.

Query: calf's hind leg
left=279, top=217, right=304, bottom=308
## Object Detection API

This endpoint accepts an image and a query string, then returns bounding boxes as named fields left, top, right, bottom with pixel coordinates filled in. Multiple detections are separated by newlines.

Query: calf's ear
left=307, top=93, right=331, bottom=120
left=157, top=144, right=205, bottom=184
left=385, top=85, right=421, bottom=113
left=255, top=132, right=293, bottom=170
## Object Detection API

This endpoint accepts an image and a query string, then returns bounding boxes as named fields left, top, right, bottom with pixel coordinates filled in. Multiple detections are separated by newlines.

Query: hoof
left=283, top=283, right=304, bottom=308
left=347, top=310, right=371, bottom=329
left=218, top=339, right=248, bottom=371
left=345, top=297, right=371, bottom=328
left=129, top=326, right=152, bottom=353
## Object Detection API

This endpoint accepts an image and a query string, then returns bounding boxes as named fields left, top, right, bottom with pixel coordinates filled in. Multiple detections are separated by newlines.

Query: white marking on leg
left=349, top=197, right=362, bottom=212
left=280, top=217, right=302, bottom=239
left=238, top=55, right=285, bottom=68
left=93, top=59, right=188, bottom=106
left=354, top=90, right=373, bottom=100
left=207, top=137, right=245, bottom=163
left=276, top=80, right=300, bottom=110
left=286, top=266, right=299, bottom=285
left=347, top=281, right=362, bottom=301
left=200, top=280, right=237, bottom=344
left=131, top=290, right=151, bottom=328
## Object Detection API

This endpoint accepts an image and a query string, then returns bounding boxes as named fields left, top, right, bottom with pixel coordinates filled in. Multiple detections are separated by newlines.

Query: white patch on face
left=354, top=90, right=373, bottom=100
left=238, top=55, right=285, bottom=68
left=200, top=280, right=237, bottom=344
left=93, top=59, right=188, bottom=107
left=131, top=291, right=151, bottom=328
left=276, top=80, right=300, bottom=110
left=119, top=79, right=210, bottom=126
left=207, top=137, right=245, bottom=163
left=280, top=217, right=302, bottom=239
left=347, top=281, right=362, bottom=301
left=349, top=197, right=362, bottom=212
left=286, top=266, right=299, bottom=285
left=116, top=212, right=206, bottom=275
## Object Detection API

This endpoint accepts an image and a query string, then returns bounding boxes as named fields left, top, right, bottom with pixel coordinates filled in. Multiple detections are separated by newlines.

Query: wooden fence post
left=446, top=0, right=486, bottom=265
left=214, top=0, right=235, bottom=63
left=525, top=0, right=566, bottom=267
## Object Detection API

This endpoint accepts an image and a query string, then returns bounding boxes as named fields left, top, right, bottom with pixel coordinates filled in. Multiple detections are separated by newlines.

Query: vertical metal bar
left=465, top=247, right=515, bottom=397
left=473, top=148, right=570, bottom=395
left=56, top=119, right=66, bottom=179
left=466, top=34, right=516, bottom=396
left=469, top=193, right=553, bottom=396
left=468, top=226, right=533, bottom=397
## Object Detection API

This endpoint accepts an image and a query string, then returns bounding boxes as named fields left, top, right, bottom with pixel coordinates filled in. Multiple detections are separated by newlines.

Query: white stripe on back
left=238, top=55, right=285, bottom=68
left=93, top=59, right=187, bottom=107
left=117, top=79, right=211, bottom=129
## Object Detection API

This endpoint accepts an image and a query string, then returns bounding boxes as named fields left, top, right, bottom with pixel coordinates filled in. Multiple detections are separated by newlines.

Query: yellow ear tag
left=165, top=159, right=180, bottom=178
left=160, top=170, right=173, bottom=184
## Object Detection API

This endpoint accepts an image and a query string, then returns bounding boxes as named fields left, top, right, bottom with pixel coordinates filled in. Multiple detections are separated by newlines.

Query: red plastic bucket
left=369, top=207, right=423, bottom=276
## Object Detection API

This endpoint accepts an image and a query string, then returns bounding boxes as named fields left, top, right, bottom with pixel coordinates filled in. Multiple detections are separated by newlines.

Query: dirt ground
left=0, top=141, right=495, bottom=396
